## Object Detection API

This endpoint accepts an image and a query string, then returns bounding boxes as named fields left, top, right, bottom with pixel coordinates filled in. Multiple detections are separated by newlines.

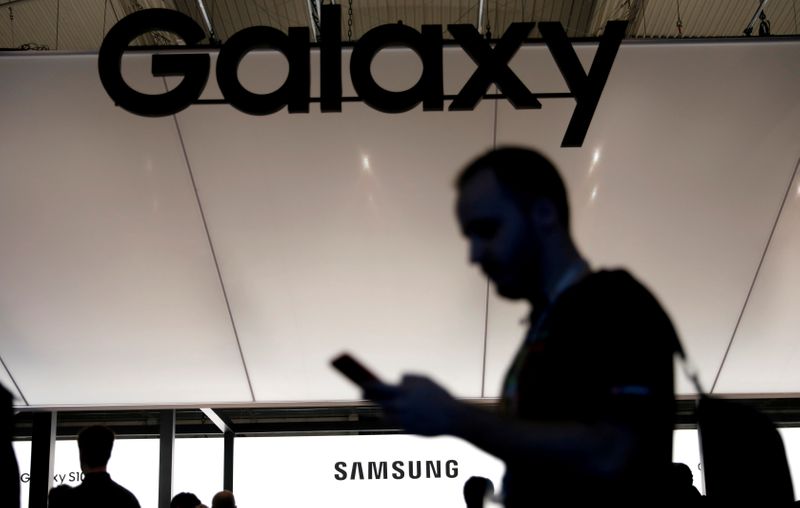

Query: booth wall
left=0, top=40, right=799, bottom=406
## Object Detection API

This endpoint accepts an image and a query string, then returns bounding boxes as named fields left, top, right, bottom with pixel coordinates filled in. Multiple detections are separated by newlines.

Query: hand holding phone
left=331, top=353, right=383, bottom=388
left=331, top=353, right=396, bottom=401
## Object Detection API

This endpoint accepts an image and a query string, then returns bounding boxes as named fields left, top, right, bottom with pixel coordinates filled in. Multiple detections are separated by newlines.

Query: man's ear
left=530, top=198, right=559, bottom=228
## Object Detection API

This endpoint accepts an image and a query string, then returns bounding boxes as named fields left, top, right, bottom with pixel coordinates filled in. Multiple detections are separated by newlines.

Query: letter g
left=98, top=9, right=209, bottom=116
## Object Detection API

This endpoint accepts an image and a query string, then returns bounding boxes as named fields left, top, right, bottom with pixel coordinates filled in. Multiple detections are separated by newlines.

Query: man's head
left=77, top=425, right=115, bottom=471
left=463, top=476, right=494, bottom=508
left=171, top=492, right=202, bottom=508
left=456, top=147, right=571, bottom=300
left=211, top=490, right=236, bottom=508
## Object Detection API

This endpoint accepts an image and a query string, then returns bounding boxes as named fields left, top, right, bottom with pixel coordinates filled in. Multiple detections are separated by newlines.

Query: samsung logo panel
left=97, top=6, right=626, bottom=147
left=334, top=459, right=459, bottom=480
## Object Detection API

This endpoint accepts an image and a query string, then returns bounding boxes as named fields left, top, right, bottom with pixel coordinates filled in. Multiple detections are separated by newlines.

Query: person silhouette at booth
left=464, top=476, right=494, bottom=508
left=53, top=425, right=140, bottom=508
left=365, top=147, right=678, bottom=507
left=211, top=489, right=237, bottom=508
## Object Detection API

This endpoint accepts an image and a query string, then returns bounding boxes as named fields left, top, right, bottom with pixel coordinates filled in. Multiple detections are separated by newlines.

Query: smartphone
left=331, top=353, right=383, bottom=389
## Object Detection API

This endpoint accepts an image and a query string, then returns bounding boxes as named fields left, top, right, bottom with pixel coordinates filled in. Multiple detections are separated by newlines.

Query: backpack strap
left=674, top=339, right=706, bottom=395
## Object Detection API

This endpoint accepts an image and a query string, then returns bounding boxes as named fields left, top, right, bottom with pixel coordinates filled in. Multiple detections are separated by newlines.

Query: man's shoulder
left=107, top=478, right=140, bottom=506
left=71, top=476, right=140, bottom=507
left=584, top=268, right=641, bottom=289
left=556, top=268, right=678, bottom=342
left=574, top=269, right=663, bottom=304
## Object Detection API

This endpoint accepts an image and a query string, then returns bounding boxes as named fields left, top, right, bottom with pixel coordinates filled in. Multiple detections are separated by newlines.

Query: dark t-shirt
left=57, top=472, right=140, bottom=508
left=501, top=270, right=677, bottom=507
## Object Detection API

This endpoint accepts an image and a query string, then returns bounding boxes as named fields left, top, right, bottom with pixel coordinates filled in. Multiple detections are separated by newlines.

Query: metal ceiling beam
left=201, top=407, right=234, bottom=434
left=478, top=0, right=486, bottom=34
left=306, top=0, right=320, bottom=42
left=744, top=0, right=770, bottom=36
left=195, top=0, right=217, bottom=43
left=625, top=0, right=648, bottom=37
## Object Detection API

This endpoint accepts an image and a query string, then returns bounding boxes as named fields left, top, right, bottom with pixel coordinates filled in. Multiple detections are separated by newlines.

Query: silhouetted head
left=671, top=462, right=694, bottom=487
left=456, top=147, right=570, bottom=300
left=211, top=489, right=236, bottom=508
left=48, top=484, right=74, bottom=505
left=171, top=492, right=203, bottom=508
left=463, top=476, right=494, bottom=508
left=77, top=425, right=115, bottom=470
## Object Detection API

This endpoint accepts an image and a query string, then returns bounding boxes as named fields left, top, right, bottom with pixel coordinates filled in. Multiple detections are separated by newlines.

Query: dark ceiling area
left=0, top=0, right=798, bottom=52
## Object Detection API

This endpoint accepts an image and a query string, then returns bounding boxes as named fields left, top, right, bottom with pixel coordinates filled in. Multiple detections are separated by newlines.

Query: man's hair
left=77, top=425, right=114, bottom=468
left=171, top=492, right=202, bottom=508
left=464, top=475, right=494, bottom=504
left=211, top=490, right=236, bottom=508
left=457, top=146, right=570, bottom=228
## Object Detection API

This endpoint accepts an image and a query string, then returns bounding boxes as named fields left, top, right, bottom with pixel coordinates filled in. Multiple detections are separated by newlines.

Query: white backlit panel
left=174, top=437, right=224, bottom=504
left=52, top=438, right=159, bottom=508
left=175, top=49, right=494, bottom=401
left=13, top=438, right=159, bottom=508
left=0, top=54, right=252, bottom=405
left=779, top=428, right=800, bottom=498
left=233, top=434, right=504, bottom=508
left=488, top=41, right=800, bottom=395
left=673, top=429, right=704, bottom=494
left=714, top=159, right=800, bottom=394
left=1, top=38, right=799, bottom=406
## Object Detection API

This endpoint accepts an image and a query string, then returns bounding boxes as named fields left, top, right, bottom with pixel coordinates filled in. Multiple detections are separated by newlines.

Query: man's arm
left=368, top=375, right=636, bottom=479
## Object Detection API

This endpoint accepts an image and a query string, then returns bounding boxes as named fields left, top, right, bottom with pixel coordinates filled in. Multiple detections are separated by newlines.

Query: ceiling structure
left=0, top=0, right=798, bottom=51
left=10, top=398, right=800, bottom=440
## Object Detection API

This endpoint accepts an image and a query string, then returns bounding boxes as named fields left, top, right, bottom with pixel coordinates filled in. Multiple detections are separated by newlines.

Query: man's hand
left=364, top=375, right=464, bottom=436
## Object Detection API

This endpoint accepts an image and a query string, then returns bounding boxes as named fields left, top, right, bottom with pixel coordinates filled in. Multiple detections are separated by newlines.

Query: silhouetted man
left=57, top=425, right=140, bottom=507
left=368, top=147, right=677, bottom=507
left=669, top=462, right=704, bottom=506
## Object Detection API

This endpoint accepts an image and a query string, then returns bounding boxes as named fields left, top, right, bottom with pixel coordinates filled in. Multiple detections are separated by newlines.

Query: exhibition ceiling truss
left=12, top=398, right=800, bottom=439
left=0, top=0, right=799, bottom=51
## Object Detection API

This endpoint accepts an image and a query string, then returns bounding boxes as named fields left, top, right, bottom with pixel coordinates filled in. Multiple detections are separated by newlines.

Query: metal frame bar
left=28, top=412, right=56, bottom=508
left=158, top=410, right=175, bottom=508
left=223, top=431, right=234, bottom=491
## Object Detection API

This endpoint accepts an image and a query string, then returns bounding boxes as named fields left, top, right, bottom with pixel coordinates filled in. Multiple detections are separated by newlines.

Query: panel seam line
left=480, top=90, right=500, bottom=398
left=165, top=79, right=257, bottom=402
left=710, top=156, right=800, bottom=393
left=0, top=354, right=28, bottom=405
